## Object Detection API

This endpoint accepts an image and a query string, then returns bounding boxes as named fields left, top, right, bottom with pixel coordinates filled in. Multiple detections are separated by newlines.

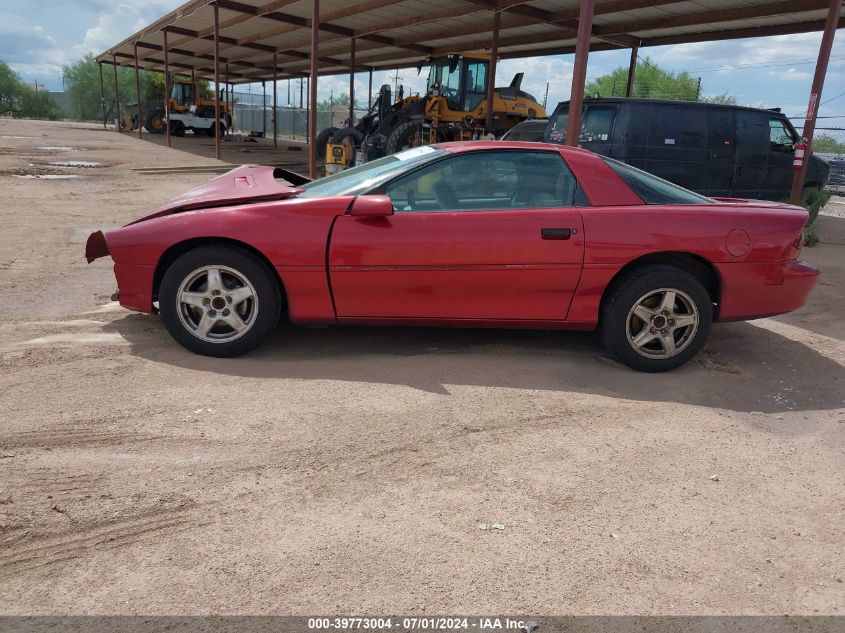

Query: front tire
left=385, top=120, right=422, bottom=154
left=159, top=246, right=281, bottom=357
left=599, top=265, right=712, bottom=372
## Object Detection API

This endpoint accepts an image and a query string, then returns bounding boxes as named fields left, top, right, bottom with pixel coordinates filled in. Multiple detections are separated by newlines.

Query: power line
left=788, top=90, right=845, bottom=118
left=683, top=55, right=845, bottom=74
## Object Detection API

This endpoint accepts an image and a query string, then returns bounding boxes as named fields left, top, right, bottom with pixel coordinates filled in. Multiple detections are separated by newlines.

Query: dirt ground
left=0, top=119, right=842, bottom=616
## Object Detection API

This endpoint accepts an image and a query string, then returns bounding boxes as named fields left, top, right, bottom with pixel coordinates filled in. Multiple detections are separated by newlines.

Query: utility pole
left=392, top=69, right=402, bottom=96
left=543, top=82, right=549, bottom=109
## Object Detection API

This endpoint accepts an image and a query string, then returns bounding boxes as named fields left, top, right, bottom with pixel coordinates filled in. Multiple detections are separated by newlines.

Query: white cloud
left=0, top=4, right=151, bottom=83
left=778, top=67, right=813, bottom=81
left=0, top=13, right=70, bottom=79
left=81, top=4, right=147, bottom=54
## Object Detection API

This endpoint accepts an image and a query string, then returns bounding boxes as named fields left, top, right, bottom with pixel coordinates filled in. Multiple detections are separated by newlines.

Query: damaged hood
left=127, top=165, right=305, bottom=225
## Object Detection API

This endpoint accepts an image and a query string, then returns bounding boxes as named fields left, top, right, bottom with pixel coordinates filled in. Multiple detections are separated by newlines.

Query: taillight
left=793, top=230, right=804, bottom=258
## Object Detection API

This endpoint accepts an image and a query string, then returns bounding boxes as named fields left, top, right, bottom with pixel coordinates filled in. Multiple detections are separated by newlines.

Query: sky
left=2, top=1, right=845, bottom=124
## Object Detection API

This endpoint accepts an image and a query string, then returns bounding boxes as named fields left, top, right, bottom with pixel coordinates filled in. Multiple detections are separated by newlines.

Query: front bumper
left=716, top=259, right=820, bottom=321
left=113, top=263, right=156, bottom=313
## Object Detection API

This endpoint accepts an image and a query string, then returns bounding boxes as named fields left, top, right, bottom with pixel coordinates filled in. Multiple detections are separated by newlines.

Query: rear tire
left=206, top=122, right=224, bottom=137
left=171, top=120, right=186, bottom=137
left=315, top=126, right=339, bottom=160
left=159, top=245, right=281, bottom=357
left=599, top=265, right=712, bottom=372
left=144, top=111, right=166, bottom=134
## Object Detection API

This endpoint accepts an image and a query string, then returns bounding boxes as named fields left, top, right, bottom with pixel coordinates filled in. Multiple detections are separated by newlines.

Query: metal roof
left=97, top=0, right=845, bottom=84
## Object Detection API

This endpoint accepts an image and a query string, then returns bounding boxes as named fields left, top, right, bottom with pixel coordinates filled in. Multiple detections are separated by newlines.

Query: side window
left=602, top=157, right=712, bottom=204
left=580, top=106, right=617, bottom=143
left=548, top=108, right=568, bottom=143
left=769, top=117, right=796, bottom=149
left=384, top=151, right=578, bottom=212
left=547, top=105, right=617, bottom=144
left=464, top=61, right=487, bottom=111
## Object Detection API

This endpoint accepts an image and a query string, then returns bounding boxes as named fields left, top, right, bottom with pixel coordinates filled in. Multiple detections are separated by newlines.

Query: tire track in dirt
left=0, top=506, right=206, bottom=574
left=2, top=427, right=159, bottom=450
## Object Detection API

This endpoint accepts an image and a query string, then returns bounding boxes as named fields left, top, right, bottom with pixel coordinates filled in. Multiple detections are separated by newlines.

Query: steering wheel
left=441, top=87, right=459, bottom=99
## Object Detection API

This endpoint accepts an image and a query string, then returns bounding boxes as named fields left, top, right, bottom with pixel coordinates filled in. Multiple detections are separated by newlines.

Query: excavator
left=139, top=76, right=232, bottom=137
left=319, top=52, right=546, bottom=171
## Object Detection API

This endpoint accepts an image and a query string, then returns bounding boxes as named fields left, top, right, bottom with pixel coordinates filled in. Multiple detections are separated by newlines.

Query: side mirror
left=349, top=195, right=394, bottom=217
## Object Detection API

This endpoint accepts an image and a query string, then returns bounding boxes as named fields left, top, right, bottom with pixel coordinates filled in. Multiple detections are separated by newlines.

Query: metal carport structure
left=96, top=0, right=843, bottom=201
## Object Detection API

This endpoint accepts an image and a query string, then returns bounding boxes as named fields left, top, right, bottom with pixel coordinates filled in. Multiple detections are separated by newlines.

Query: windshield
left=297, top=146, right=448, bottom=198
left=602, top=157, right=713, bottom=205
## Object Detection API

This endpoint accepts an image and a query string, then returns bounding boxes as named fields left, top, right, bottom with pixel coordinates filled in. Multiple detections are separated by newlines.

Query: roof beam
left=167, top=0, right=301, bottom=48
left=112, top=51, right=250, bottom=80
left=434, top=29, right=577, bottom=55
left=464, top=0, right=637, bottom=47
left=640, top=16, right=845, bottom=47
left=354, top=5, right=488, bottom=38
left=595, top=0, right=831, bottom=36
left=214, top=0, right=432, bottom=55
left=135, top=41, right=278, bottom=73
left=548, top=0, right=690, bottom=22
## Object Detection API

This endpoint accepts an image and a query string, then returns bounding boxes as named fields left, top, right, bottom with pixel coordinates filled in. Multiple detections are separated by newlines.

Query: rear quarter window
left=603, top=157, right=712, bottom=204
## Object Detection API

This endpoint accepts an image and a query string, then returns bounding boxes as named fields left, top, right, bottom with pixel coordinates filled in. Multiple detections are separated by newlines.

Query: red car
left=86, top=142, right=818, bottom=372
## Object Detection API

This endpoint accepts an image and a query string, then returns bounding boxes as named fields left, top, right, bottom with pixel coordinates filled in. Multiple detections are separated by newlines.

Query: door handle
left=541, top=228, right=573, bottom=240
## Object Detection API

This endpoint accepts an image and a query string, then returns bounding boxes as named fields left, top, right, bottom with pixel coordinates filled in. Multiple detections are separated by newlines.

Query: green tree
left=0, top=60, right=60, bottom=119
left=63, top=54, right=139, bottom=121
left=700, top=92, right=738, bottom=105
left=62, top=54, right=211, bottom=122
left=15, top=85, right=61, bottom=120
left=812, top=134, right=845, bottom=154
left=585, top=57, right=704, bottom=101
left=0, top=61, right=22, bottom=114
left=317, top=93, right=357, bottom=111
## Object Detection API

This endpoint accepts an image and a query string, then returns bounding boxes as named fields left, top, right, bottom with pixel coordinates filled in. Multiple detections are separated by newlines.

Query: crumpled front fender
left=85, top=230, right=110, bottom=263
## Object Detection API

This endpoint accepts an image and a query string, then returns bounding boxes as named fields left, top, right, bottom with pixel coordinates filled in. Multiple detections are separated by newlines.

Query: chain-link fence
left=791, top=116, right=845, bottom=193
left=231, top=89, right=369, bottom=140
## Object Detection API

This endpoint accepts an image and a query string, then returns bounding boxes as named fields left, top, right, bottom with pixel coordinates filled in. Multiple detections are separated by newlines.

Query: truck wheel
left=159, top=245, right=281, bottom=358
left=385, top=121, right=422, bottom=154
left=144, top=111, right=166, bottom=134
left=599, top=265, right=712, bottom=372
left=207, top=122, right=224, bottom=137
left=330, top=127, right=363, bottom=147
left=330, top=127, right=362, bottom=166
left=171, top=120, right=186, bottom=137
left=315, top=127, right=339, bottom=160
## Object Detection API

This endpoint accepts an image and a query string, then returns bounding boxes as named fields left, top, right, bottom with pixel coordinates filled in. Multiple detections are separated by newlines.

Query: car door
left=706, top=106, right=736, bottom=197
left=328, top=149, right=585, bottom=321
left=733, top=110, right=768, bottom=198
left=645, top=103, right=709, bottom=191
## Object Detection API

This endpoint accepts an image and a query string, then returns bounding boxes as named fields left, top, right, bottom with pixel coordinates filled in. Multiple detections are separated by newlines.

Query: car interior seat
left=433, top=181, right=461, bottom=209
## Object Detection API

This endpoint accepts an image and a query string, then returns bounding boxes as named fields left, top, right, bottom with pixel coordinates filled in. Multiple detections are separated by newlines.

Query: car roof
left=557, top=97, right=788, bottom=116
left=437, top=140, right=590, bottom=155
left=511, top=119, right=549, bottom=126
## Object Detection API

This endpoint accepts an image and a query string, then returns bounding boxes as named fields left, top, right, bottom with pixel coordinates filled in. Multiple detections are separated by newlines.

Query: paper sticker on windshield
left=395, top=146, right=438, bottom=161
